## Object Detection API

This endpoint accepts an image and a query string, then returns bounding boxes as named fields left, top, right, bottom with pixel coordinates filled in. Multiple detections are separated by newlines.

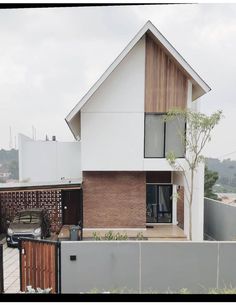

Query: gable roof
left=66, top=21, right=211, bottom=134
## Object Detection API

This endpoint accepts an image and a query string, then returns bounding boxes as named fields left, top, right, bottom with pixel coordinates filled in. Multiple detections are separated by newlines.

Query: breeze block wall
left=83, top=171, right=146, bottom=228
left=0, top=189, right=62, bottom=233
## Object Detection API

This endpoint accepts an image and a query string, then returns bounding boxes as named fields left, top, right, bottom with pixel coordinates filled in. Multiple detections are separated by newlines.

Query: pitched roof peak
left=66, top=21, right=210, bottom=137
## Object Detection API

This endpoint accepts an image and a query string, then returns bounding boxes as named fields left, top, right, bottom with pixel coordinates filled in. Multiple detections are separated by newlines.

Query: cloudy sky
left=0, top=4, right=235, bottom=159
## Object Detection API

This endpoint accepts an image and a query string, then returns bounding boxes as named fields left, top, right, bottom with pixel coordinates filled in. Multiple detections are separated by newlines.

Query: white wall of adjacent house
left=18, top=134, right=82, bottom=183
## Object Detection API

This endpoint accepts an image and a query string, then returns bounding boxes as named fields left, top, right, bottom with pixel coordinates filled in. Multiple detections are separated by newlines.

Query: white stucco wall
left=81, top=36, right=190, bottom=172
left=18, top=134, right=82, bottom=183
left=81, top=36, right=146, bottom=171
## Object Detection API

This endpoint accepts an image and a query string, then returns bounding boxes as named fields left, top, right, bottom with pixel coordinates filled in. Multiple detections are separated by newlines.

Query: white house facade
left=13, top=21, right=210, bottom=241
left=64, top=21, right=210, bottom=240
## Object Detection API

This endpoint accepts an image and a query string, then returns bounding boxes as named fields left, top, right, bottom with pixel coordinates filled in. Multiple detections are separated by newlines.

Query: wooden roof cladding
left=145, top=34, right=188, bottom=113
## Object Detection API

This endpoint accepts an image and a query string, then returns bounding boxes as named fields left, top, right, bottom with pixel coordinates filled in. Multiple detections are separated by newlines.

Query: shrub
left=92, top=230, right=128, bottom=240
left=92, top=232, right=101, bottom=240
left=136, top=232, right=145, bottom=240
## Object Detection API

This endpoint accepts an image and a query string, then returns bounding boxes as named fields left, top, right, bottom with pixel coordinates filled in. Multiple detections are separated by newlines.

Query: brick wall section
left=177, top=186, right=184, bottom=229
left=83, top=171, right=146, bottom=228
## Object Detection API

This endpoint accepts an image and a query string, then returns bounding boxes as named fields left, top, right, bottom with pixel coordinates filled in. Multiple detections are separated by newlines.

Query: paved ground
left=2, top=239, right=20, bottom=293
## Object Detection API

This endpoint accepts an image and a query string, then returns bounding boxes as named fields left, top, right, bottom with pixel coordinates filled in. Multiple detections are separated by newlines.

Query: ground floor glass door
left=146, top=184, right=172, bottom=223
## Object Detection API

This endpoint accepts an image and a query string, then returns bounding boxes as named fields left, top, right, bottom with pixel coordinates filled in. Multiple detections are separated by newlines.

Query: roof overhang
left=0, top=181, right=82, bottom=192
left=66, top=21, right=211, bottom=138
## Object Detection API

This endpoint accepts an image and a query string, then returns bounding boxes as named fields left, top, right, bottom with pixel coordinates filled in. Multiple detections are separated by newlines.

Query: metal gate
left=19, top=239, right=60, bottom=293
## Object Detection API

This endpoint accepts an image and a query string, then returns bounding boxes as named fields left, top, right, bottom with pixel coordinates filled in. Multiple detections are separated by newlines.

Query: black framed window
left=144, top=113, right=185, bottom=158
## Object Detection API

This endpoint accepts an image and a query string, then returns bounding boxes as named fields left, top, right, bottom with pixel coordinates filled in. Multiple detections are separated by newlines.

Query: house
left=65, top=21, right=210, bottom=241
left=0, top=21, right=210, bottom=241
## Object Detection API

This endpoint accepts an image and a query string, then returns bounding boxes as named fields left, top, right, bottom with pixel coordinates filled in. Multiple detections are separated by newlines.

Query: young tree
left=164, top=109, right=223, bottom=240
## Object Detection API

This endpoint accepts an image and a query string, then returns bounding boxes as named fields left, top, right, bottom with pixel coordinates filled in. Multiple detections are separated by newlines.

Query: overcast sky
left=0, top=4, right=235, bottom=159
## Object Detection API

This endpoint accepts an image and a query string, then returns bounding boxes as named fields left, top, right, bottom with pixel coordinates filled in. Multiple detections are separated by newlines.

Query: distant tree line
left=206, top=157, right=236, bottom=192
left=0, top=149, right=18, bottom=182
left=204, top=166, right=219, bottom=200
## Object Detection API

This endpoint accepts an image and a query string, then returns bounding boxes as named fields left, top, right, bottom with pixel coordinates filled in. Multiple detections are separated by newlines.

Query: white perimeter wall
left=19, top=134, right=82, bottom=183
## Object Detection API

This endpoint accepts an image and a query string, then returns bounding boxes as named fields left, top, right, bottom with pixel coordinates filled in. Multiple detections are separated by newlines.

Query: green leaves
left=164, top=108, right=223, bottom=240
left=165, top=109, right=223, bottom=169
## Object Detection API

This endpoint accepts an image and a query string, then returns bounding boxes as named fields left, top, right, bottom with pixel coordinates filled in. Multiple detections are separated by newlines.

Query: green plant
left=164, top=108, right=223, bottom=240
left=204, top=165, right=219, bottom=200
left=136, top=232, right=145, bottom=240
left=114, top=232, right=128, bottom=240
left=92, top=232, right=101, bottom=240
left=104, top=230, right=115, bottom=240
left=208, top=286, right=236, bottom=294
left=92, top=230, right=128, bottom=240
left=178, top=288, right=191, bottom=294
left=104, top=230, right=128, bottom=240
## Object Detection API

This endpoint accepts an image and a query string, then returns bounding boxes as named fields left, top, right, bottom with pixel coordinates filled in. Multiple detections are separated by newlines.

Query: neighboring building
left=18, top=133, right=82, bottom=184
left=0, top=134, right=82, bottom=234
left=0, top=21, right=210, bottom=240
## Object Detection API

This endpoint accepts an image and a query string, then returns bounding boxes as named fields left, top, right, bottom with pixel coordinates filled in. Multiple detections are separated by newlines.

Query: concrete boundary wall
left=61, top=241, right=236, bottom=294
left=204, top=198, right=236, bottom=241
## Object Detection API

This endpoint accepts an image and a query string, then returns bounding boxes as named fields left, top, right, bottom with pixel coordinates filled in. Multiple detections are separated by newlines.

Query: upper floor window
left=144, top=113, right=185, bottom=158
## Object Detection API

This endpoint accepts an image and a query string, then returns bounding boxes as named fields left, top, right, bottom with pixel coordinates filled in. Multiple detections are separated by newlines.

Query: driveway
left=2, top=239, right=20, bottom=293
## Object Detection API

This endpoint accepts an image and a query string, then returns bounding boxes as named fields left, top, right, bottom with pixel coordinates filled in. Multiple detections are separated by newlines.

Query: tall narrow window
left=144, top=114, right=185, bottom=158
left=165, top=116, right=185, bottom=158
left=145, top=114, right=164, bottom=157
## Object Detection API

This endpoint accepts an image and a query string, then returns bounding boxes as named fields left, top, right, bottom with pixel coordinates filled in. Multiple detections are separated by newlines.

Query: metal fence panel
left=204, top=198, right=236, bottom=240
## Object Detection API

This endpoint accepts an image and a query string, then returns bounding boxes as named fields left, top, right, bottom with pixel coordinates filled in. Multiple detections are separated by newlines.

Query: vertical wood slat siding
left=21, top=240, right=58, bottom=293
left=21, top=243, right=26, bottom=292
left=145, top=34, right=187, bottom=113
